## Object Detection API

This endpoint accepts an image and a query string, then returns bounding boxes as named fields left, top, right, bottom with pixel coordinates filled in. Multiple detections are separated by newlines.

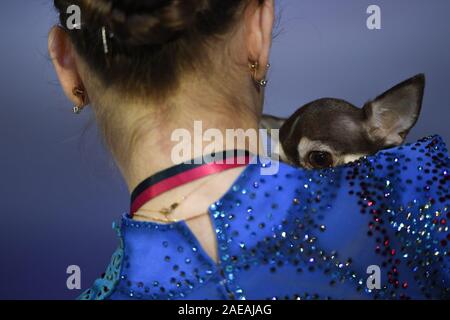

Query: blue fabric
left=79, top=135, right=450, bottom=300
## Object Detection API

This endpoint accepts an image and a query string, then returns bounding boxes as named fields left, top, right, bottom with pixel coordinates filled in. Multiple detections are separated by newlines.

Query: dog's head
left=271, top=74, right=425, bottom=169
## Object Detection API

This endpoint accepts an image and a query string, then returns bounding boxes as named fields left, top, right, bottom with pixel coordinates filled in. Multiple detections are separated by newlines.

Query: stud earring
left=72, top=86, right=86, bottom=114
left=249, top=60, right=270, bottom=88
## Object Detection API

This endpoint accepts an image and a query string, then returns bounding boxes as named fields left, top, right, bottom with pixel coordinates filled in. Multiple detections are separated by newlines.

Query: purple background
left=0, top=0, right=449, bottom=299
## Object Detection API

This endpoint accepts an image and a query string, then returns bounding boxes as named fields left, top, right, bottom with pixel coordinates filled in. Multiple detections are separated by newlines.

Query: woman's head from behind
left=49, top=0, right=275, bottom=175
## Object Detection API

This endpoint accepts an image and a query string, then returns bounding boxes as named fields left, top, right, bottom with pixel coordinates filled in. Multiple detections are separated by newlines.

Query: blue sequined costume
left=79, top=136, right=450, bottom=300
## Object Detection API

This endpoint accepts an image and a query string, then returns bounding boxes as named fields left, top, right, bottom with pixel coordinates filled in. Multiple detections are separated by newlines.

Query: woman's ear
left=245, top=0, right=275, bottom=80
left=48, top=26, right=86, bottom=107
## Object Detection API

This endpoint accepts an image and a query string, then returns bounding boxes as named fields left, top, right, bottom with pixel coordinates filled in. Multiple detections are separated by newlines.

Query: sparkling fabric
left=79, top=136, right=449, bottom=300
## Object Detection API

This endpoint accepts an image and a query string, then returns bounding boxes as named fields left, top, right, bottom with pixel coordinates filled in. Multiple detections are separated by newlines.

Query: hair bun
left=82, top=0, right=209, bottom=46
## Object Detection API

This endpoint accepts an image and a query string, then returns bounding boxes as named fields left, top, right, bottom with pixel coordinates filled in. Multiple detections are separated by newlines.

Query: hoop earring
left=72, top=86, right=87, bottom=114
left=249, top=60, right=270, bottom=89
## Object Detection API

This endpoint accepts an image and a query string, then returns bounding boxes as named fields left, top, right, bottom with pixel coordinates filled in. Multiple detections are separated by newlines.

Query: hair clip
left=101, top=26, right=109, bottom=54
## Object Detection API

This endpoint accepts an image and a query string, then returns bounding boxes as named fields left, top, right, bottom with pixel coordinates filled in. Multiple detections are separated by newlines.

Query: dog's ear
left=363, top=74, right=425, bottom=147
left=261, top=115, right=286, bottom=130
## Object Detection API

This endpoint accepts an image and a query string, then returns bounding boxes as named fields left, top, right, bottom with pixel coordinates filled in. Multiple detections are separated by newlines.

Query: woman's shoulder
left=232, top=135, right=448, bottom=219
left=236, top=135, right=449, bottom=298
left=244, top=135, right=448, bottom=200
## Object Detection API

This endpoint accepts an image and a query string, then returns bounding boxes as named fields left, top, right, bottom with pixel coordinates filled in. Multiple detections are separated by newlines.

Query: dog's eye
left=308, top=151, right=333, bottom=169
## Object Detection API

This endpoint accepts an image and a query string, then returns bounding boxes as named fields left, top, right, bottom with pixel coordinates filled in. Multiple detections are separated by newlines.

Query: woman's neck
left=126, top=118, right=259, bottom=191
left=91, top=69, right=264, bottom=192
left=89, top=62, right=264, bottom=192
left=98, top=75, right=262, bottom=192
left=102, top=95, right=260, bottom=193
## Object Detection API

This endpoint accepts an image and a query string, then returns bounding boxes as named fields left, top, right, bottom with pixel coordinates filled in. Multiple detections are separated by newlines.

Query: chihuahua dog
left=262, top=74, right=425, bottom=169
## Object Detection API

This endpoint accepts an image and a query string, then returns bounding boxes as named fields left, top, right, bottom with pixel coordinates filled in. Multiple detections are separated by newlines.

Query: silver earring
left=249, top=61, right=270, bottom=88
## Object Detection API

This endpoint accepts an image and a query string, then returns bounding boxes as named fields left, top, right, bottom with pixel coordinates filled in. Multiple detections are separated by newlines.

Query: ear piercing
left=71, top=60, right=267, bottom=114
left=72, top=86, right=87, bottom=114
left=249, top=61, right=270, bottom=88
